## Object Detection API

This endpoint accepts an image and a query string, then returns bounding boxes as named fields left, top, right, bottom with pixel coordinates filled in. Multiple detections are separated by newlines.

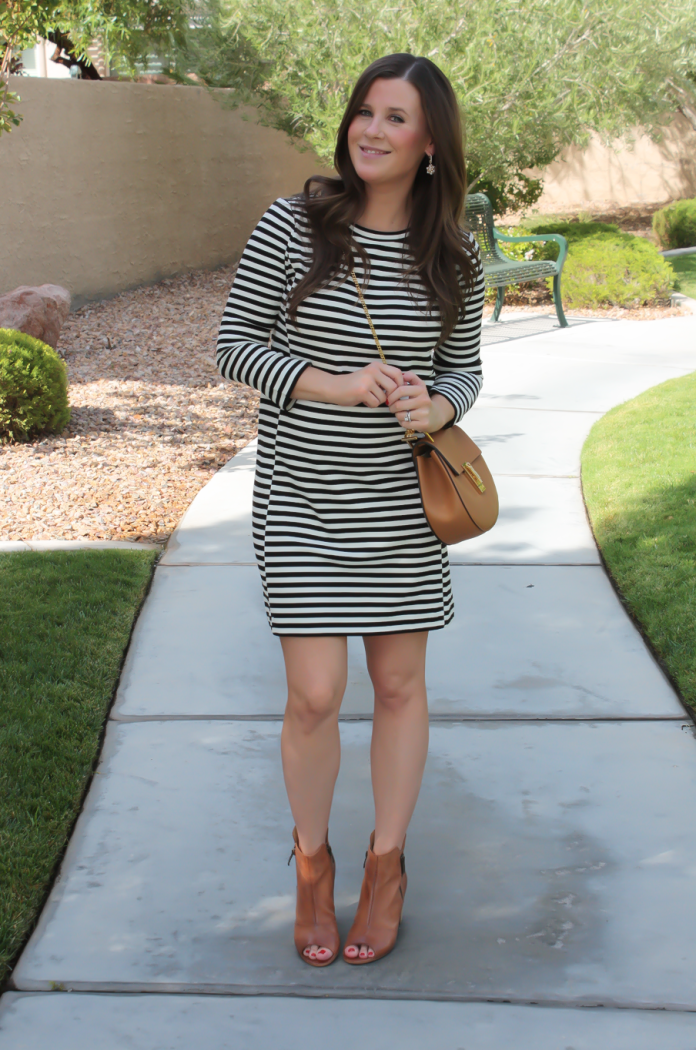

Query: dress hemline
left=270, top=616, right=453, bottom=638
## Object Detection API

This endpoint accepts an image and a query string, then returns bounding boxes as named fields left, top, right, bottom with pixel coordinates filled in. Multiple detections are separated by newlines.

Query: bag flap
left=432, top=426, right=482, bottom=464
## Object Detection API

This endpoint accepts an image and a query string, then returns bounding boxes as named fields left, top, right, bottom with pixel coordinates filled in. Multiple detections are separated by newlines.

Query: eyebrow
left=361, top=104, right=409, bottom=115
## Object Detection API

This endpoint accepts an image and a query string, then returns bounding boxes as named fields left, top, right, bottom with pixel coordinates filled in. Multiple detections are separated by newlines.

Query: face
left=347, top=77, right=435, bottom=187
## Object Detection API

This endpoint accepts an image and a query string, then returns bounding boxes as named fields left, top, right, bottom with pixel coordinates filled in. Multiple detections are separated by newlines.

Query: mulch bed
left=0, top=266, right=257, bottom=544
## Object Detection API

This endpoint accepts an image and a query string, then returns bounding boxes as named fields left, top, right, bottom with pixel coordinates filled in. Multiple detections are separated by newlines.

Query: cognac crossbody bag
left=350, top=270, right=499, bottom=545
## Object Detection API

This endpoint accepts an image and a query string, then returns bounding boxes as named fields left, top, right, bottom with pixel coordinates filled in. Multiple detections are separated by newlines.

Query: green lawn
left=582, top=372, right=696, bottom=709
left=670, top=254, right=696, bottom=299
left=0, top=550, right=157, bottom=985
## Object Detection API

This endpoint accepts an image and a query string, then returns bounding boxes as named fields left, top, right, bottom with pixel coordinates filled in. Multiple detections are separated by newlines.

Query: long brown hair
left=288, top=53, right=478, bottom=344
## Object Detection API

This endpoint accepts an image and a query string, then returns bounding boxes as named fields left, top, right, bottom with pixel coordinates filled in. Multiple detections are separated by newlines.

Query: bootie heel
left=344, top=831, right=407, bottom=965
left=289, top=827, right=340, bottom=967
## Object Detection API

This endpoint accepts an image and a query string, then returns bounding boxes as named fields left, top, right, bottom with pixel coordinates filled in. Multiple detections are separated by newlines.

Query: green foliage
left=0, top=549, right=157, bottom=984
left=652, top=198, right=696, bottom=250
left=471, top=175, right=545, bottom=217
left=582, top=372, right=696, bottom=707
left=0, top=329, right=70, bottom=443
left=0, top=0, right=189, bottom=95
left=173, top=0, right=696, bottom=211
left=521, top=219, right=623, bottom=241
left=670, top=254, right=696, bottom=299
left=0, top=79, right=22, bottom=135
left=506, top=220, right=674, bottom=307
left=561, top=236, right=674, bottom=308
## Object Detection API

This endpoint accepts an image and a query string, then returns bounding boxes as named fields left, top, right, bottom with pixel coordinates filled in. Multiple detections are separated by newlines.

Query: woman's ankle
left=295, top=827, right=329, bottom=855
left=372, top=832, right=406, bottom=856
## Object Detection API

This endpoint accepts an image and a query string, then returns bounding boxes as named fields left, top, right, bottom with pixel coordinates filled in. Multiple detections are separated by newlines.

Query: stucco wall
left=0, top=77, right=330, bottom=305
left=531, top=114, right=696, bottom=213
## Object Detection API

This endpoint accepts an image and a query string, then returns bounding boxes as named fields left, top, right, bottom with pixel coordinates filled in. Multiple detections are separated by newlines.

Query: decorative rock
left=0, top=284, right=71, bottom=350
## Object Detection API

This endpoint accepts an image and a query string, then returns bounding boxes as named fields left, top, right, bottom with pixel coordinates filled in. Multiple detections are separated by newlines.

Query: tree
left=1, top=0, right=189, bottom=135
left=174, top=0, right=696, bottom=212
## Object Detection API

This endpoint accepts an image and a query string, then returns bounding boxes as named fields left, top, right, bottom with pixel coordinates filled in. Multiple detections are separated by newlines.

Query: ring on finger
left=405, top=411, right=411, bottom=423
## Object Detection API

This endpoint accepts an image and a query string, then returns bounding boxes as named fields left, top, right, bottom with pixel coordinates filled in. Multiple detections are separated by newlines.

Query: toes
left=303, top=944, right=332, bottom=962
left=346, top=943, right=375, bottom=960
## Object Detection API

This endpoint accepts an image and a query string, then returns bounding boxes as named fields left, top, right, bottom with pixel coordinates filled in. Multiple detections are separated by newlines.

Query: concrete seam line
left=7, top=981, right=696, bottom=1011
left=108, top=714, right=688, bottom=724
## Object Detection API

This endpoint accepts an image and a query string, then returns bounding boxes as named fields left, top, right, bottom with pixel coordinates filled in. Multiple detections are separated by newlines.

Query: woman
left=217, top=52, right=484, bottom=967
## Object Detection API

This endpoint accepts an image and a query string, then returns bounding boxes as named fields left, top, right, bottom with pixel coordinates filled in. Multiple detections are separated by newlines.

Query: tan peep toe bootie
left=289, top=827, right=340, bottom=967
left=344, top=831, right=407, bottom=965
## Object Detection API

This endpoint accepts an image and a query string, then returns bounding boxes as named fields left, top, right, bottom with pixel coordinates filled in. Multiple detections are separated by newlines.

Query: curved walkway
left=2, top=312, right=696, bottom=1048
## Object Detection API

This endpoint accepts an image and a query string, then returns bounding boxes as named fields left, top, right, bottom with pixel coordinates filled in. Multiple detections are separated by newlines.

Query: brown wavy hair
left=288, top=53, right=478, bottom=344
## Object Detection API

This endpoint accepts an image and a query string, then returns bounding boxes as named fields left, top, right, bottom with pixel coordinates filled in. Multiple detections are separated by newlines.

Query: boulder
left=0, top=284, right=71, bottom=350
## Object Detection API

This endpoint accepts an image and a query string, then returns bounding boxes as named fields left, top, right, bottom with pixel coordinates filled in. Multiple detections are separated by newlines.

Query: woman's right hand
left=292, top=362, right=403, bottom=407
left=329, top=362, right=404, bottom=407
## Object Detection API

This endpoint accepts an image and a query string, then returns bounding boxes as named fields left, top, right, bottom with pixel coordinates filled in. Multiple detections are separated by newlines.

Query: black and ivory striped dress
left=217, top=196, right=485, bottom=635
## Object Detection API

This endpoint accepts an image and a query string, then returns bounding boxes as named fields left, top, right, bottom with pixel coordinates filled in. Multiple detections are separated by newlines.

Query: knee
left=372, top=671, right=422, bottom=716
left=286, top=680, right=343, bottom=733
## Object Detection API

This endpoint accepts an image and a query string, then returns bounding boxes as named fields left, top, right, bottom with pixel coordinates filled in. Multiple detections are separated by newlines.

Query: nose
left=365, top=114, right=383, bottom=138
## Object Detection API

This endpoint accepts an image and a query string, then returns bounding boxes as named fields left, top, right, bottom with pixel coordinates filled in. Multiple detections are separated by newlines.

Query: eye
left=358, top=107, right=372, bottom=117
left=389, top=114, right=405, bottom=123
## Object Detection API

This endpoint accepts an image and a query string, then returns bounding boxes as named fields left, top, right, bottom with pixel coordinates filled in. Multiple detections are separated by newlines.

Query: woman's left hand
left=386, top=371, right=454, bottom=434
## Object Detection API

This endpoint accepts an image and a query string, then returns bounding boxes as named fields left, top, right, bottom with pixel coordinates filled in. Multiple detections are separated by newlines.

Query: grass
left=669, top=254, right=696, bottom=299
left=582, top=372, right=696, bottom=709
left=0, top=550, right=157, bottom=986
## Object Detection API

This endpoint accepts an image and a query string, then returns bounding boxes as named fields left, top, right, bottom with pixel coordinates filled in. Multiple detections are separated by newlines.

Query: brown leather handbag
left=351, top=270, right=499, bottom=545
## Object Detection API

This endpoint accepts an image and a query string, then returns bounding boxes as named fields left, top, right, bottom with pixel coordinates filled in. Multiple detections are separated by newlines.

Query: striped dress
left=216, top=196, right=485, bottom=635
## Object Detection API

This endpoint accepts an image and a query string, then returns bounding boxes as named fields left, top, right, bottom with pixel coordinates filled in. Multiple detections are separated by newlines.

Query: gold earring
left=426, top=154, right=435, bottom=175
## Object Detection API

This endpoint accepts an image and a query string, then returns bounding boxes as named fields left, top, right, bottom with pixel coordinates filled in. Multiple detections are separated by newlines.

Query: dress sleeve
left=429, top=234, right=485, bottom=428
left=216, top=197, right=311, bottom=411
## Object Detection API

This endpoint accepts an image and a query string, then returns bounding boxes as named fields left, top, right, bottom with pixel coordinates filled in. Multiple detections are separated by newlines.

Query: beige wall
left=0, top=77, right=330, bottom=305
left=531, top=114, right=696, bottom=213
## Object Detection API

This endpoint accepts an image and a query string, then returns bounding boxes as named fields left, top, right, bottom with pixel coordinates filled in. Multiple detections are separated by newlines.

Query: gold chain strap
left=350, top=269, right=388, bottom=364
left=350, top=268, right=424, bottom=443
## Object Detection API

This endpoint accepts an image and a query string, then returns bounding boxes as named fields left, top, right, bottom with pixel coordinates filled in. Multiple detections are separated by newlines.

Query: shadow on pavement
left=482, top=313, right=599, bottom=346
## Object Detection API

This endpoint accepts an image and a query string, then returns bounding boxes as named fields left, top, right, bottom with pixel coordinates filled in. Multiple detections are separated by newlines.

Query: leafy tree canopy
left=1, top=0, right=189, bottom=133
left=1, top=0, right=189, bottom=68
left=173, top=0, right=696, bottom=211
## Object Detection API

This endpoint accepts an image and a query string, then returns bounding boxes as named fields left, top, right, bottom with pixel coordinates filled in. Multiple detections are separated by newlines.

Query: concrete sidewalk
left=2, top=311, right=696, bottom=1048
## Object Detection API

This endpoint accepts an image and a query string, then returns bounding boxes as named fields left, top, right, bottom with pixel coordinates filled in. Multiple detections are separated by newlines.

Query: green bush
left=560, top=237, right=675, bottom=308
left=502, top=220, right=674, bottom=308
left=0, top=329, right=70, bottom=443
left=652, top=198, right=696, bottom=250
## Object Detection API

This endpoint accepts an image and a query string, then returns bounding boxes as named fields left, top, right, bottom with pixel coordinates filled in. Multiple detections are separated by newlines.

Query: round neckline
left=352, top=222, right=409, bottom=236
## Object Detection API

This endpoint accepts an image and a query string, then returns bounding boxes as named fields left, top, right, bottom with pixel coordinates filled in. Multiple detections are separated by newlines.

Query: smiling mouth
left=359, top=146, right=390, bottom=156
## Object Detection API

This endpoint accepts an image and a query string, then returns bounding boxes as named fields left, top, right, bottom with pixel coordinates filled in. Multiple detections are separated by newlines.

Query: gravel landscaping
left=0, top=266, right=258, bottom=544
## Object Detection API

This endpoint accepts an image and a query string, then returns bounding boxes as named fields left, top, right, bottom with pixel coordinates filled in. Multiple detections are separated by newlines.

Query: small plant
left=561, top=237, right=675, bottom=309
left=505, top=220, right=674, bottom=308
left=0, top=328, right=71, bottom=443
left=652, top=199, right=696, bottom=250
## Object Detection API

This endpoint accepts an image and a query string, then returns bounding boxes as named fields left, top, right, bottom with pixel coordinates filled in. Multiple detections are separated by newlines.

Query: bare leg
left=280, top=635, right=347, bottom=963
left=344, top=630, right=429, bottom=961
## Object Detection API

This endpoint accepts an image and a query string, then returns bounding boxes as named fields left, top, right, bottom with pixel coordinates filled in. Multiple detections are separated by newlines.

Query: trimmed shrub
left=652, top=198, right=696, bottom=250
left=505, top=220, right=674, bottom=308
left=0, top=328, right=70, bottom=443
left=560, top=237, right=675, bottom=309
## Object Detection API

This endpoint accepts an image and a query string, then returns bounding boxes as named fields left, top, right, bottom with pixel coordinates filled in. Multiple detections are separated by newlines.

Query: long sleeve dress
left=217, top=196, right=485, bottom=636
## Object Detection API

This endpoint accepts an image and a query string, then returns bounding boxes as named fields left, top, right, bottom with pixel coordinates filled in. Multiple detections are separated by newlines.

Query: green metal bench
left=465, top=192, right=569, bottom=327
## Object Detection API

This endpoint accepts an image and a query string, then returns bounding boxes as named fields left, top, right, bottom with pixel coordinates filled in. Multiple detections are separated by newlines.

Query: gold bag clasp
left=462, top=461, right=486, bottom=493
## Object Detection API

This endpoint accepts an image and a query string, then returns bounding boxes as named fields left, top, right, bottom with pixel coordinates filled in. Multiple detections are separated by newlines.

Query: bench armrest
left=493, top=229, right=568, bottom=270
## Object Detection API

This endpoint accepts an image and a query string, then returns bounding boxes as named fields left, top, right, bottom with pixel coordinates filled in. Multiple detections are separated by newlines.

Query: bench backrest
left=464, top=193, right=498, bottom=264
